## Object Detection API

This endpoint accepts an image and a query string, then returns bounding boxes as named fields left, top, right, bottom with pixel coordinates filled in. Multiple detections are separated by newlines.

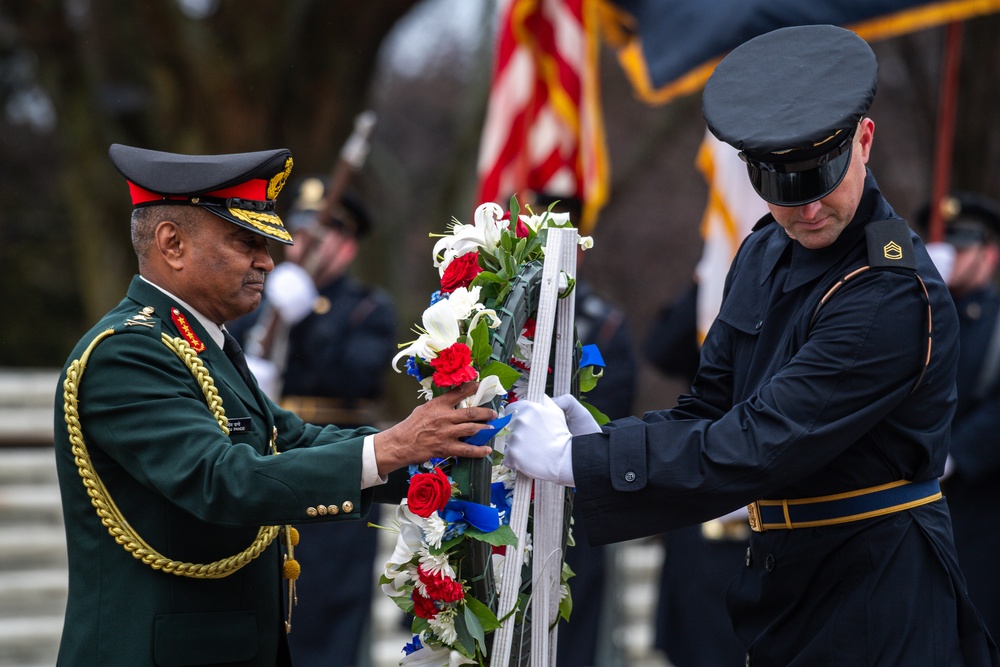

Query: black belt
left=747, top=479, right=941, bottom=532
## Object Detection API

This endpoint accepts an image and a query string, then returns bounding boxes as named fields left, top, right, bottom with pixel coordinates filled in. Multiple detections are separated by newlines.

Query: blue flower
left=429, top=290, right=445, bottom=306
left=405, top=357, right=425, bottom=381
left=402, top=634, right=423, bottom=655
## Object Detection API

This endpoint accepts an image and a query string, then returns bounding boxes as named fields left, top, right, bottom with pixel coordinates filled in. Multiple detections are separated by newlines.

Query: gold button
left=306, top=507, right=318, bottom=517
left=341, top=501, right=354, bottom=514
left=328, top=505, right=339, bottom=515
left=317, top=505, right=328, bottom=516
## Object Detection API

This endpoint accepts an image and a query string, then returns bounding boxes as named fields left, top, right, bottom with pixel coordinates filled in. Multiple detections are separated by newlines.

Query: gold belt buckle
left=747, top=501, right=763, bottom=533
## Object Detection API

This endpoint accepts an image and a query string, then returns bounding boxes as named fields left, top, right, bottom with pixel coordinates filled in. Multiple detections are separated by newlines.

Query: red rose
left=440, top=251, right=483, bottom=294
left=419, top=567, right=465, bottom=603
left=407, top=467, right=453, bottom=518
left=430, top=343, right=477, bottom=388
left=412, top=591, right=439, bottom=619
left=514, top=217, right=530, bottom=238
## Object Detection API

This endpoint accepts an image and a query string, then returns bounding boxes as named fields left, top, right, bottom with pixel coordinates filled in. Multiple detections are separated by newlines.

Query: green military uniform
left=54, top=275, right=379, bottom=666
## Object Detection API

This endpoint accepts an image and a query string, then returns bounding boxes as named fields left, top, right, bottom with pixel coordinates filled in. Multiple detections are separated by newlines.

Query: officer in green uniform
left=53, top=144, right=496, bottom=667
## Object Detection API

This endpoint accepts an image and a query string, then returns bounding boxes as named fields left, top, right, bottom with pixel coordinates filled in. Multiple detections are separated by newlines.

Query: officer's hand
left=373, top=383, right=496, bottom=477
left=551, top=394, right=601, bottom=436
left=265, top=263, right=318, bottom=325
left=504, top=394, right=575, bottom=487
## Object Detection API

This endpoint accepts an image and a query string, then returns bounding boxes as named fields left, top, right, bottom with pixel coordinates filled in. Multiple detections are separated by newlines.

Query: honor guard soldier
left=925, top=193, right=1000, bottom=643
left=503, top=25, right=1000, bottom=666
left=54, top=144, right=495, bottom=667
left=228, top=177, right=397, bottom=667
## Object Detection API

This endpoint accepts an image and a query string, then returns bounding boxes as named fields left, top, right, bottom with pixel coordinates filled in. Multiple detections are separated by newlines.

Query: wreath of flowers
left=378, top=198, right=607, bottom=666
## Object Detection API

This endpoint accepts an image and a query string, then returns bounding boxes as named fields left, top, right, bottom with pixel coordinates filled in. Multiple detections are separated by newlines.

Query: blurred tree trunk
left=8, top=0, right=417, bottom=322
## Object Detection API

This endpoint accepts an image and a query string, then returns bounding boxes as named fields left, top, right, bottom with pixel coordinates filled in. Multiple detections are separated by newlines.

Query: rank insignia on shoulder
left=125, top=306, right=156, bottom=328
left=171, top=307, right=206, bottom=353
left=866, top=219, right=915, bottom=270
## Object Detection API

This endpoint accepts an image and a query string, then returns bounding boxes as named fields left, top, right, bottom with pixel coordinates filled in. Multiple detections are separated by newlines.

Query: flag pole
left=928, top=21, right=964, bottom=243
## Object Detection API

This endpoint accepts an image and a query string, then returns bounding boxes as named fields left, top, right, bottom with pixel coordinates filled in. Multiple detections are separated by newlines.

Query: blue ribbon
left=491, top=481, right=512, bottom=525
left=580, top=344, right=605, bottom=368
left=462, top=413, right=513, bottom=445
left=443, top=499, right=501, bottom=532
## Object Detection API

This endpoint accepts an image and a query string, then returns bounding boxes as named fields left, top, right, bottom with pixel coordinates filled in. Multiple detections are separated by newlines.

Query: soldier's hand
left=373, top=382, right=496, bottom=477
left=504, top=394, right=575, bottom=486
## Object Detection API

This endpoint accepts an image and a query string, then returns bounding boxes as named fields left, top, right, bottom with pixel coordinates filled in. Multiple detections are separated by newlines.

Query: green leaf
left=577, top=365, right=600, bottom=393
left=579, top=399, right=609, bottom=426
left=453, top=607, right=478, bottom=658
left=470, top=319, right=492, bottom=367
left=508, top=193, right=520, bottom=220
left=464, top=524, right=518, bottom=547
left=471, top=270, right=504, bottom=287
left=477, top=360, right=521, bottom=390
left=464, top=595, right=501, bottom=632
left=558, top=583, right=573, bottom=622
left=462, top=602, right=488, bottom=653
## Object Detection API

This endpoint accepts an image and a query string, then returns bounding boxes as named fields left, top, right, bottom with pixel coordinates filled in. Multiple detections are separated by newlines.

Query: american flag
left=475, top=0, right=608, bottom=234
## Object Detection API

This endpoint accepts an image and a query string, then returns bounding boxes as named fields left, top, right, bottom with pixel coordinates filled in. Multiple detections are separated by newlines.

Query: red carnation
left=407, top=467, right=453, bottom=518
left=440, top=251, right=483, bottom=294
left=419, top=567, right=465, bottom=603
left=430, top=343, right=477, bottom=388
left=412, top=591, right=439, bottom=619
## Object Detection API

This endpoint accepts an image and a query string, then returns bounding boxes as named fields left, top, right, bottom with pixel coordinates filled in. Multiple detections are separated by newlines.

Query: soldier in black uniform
left=922, top=193, right=1000, bottom=642
left=229, top=178, right=396, bottom=667
left=503, top=26, right=1000, bottom=666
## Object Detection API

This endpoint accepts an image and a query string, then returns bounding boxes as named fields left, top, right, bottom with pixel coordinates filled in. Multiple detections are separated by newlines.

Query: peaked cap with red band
left=108, top=143, right=295, bottom=245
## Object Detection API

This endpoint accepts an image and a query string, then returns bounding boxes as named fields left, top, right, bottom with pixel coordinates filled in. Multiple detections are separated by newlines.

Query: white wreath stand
left=492, top=227, right=578, bottom=667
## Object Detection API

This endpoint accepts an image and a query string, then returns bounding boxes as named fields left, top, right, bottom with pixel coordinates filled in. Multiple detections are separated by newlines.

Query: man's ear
left=154, top=219, right=186, bottom=270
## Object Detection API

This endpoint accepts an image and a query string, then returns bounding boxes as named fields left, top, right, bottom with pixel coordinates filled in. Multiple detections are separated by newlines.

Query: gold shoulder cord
left=62, top=330, right=282, bottom=579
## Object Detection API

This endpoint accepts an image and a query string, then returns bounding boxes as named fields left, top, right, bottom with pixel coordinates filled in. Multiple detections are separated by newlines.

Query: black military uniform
left=229, top=179, right=396, bottom=667
left=643, top=281, right=747, bottom=667
left=564, top=26, right=1000, bottom=665
left=930, top=194, right=1000, bottom=643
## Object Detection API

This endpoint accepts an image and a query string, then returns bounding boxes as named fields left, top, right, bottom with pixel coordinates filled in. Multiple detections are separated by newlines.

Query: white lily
left=400, top=643, right=474, bottom=667
left=458, top=375, right=507, bottom=409
left=519, top=209, right=572, bottom=233
left=472, top=201, right=509, bottom=252
left=392, top=298, right=463, bottom=370
left=433, top=223, right=487, bottom=276
left=443, top=286, right=485, bottom=321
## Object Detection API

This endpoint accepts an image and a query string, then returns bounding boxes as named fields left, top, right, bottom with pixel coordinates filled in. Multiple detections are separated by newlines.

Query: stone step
left=0, top=526, right=67, bottom=570
left=0, top=569, right=67, bottom=619
left=0, top=615, right=62, bottom=667
left=0, top=484, right=64, bottom=527
left=0, top=370, right=60, bottom=447
left=0, top=449, right=58, bottom=485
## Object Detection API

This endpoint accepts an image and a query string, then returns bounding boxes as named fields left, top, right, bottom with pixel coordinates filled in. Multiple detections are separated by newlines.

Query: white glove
left=265, top=263, right=318, bottom=325
left=551, top=394, right=601, bottom=436
left=925, top=242, right=955, bottom=284
left=245, top=354, right=280, bottom=401
left=504, top=394, right=575, bottom=487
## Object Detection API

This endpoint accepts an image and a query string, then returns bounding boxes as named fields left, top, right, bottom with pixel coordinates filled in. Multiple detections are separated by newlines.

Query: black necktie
left=222, top=329, right=255, bottom=389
